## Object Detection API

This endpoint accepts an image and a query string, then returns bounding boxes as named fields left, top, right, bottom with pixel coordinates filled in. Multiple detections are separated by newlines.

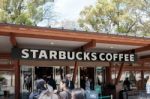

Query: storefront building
left=0, top=23, right=150, bottom=99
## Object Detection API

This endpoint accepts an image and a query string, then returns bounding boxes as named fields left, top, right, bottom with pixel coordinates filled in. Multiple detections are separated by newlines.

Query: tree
left=78, top=0, right=150, bottom=36
left=0, top=0, right=54, bottom=26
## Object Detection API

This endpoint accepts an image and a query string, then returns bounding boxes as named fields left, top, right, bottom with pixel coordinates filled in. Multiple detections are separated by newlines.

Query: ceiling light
left=110, top=46, right=114, bottom=49
left=50, top=42, right=54, bottom=45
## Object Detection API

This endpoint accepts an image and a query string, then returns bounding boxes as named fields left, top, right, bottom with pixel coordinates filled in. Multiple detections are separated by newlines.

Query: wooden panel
left=0, top=53, right=11, bottom=59
left=111, top=66, right=150, bottom=71
left=0, top=69, right=14, bottom=71
left=0, top=64, right=14, bottom=69
left=138, top=58, right=150, bottom=63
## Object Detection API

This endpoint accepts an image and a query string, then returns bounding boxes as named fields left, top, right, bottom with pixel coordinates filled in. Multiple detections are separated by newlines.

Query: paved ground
left=0, top=92, right=30, bottom=99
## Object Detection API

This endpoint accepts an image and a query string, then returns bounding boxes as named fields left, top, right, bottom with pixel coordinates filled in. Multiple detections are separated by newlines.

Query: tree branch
left=126, top=20, right=137, bottom=33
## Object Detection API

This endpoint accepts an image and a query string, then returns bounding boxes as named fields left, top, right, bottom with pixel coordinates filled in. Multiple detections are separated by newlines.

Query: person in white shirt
left=146, top=76, right=150, bottom=94
left=85, top=77, right=90, bottom=90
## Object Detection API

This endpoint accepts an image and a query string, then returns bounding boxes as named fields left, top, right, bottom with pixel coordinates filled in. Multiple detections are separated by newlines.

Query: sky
left=54, top=0, right=96, bottom=21
left=38, top=0, right=96, bottom=26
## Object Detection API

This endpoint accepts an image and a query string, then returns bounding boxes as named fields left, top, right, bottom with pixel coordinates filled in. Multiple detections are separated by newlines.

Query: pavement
left=0, top=85, right=30, bottom=99
left=0, top=92, right=30, bottom=99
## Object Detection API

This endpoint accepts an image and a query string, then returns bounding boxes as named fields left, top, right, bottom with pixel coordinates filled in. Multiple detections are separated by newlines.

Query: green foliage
left=78, top=0, right=150, bottom=36
left=0, top=0, right=53, bottom=26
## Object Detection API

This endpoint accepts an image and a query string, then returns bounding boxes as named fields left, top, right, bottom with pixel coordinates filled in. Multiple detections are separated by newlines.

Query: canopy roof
left=0, top=23, right=149, bottom=66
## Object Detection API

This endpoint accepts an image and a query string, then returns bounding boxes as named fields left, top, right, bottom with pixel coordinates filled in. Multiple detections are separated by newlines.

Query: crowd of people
left=29, top=74, right=86, bottom=99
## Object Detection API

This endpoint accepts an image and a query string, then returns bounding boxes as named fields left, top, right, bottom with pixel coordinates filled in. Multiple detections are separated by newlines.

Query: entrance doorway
left=21, top=66, right=66, bottom=92
left=80, top=67, right=95, bottom=90
left=35, top=67, right=53, bottom=79
left=35, top=66, right=65, bottom=84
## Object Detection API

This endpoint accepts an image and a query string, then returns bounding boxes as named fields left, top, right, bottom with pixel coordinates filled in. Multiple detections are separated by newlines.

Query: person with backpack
left=29, top=76, right=47, bottom=99
left=47, top=75, right=56, bottom=90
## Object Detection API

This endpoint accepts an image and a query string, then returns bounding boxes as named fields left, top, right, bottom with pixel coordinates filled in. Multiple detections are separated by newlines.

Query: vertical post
left=115, top=63, right=124, bottom=85
left=141, top=70, right=144, bottom=90
left=14, top=60, right=20, bottom=99
left=106, top=67, right=112, bottom=84
left=106, top=62, right=112, bottom=84
left=72, top=61, right=78, bottom=83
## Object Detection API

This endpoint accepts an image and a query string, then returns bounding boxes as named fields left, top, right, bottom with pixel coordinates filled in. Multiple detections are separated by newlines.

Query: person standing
left=38, top=85, right=59, bottom=99
left=80, top=76, right=85, bottom=89
left=66, top=74, right=74, bottom=90
left=85, top=77, right=90, bottom=90
left=47, top=75, right=56, bottom=90
left=24, top=75, right=28, bottom=89
left=29, top=76, right=46, bottom=99
left=26, top=75, right=32, bottom=92
left=89, top=78, right=94, bottom=90
left=123, top=77, right=131, bottom=91
left=59, top=79, right=71, bottom=99
left=146, top=76, right=150, bottom=94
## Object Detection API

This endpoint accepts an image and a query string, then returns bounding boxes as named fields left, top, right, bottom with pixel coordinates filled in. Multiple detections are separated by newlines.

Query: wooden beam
left=0, top=69, right=14, bottom=71
left=74, top=39, right=96, bottom=51
left=122, top=44, right=150, bottom=54
left=0, top=64, right=14, bottom=69
left=0, top=53, right=11, bottom=59
left=111, top=65, right=150, bottom=71
left=72, top=61, right=78, bottom=83
left=138, top=57, right=150, bottom=63
left=10, top=33, right=17, bottom=47
left=105, top=62, right=112, bottom=84
left=0, top=23, right=150, bottom=46
left=140, top=55, right=150, bottom=59
left=115, top=63, right=124, bottom=85
left=135, top=44, right=150, bottom=53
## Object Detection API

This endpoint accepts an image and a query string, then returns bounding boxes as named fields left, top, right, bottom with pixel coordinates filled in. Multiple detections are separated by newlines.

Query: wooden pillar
left=115, top=63, right=124, bottom=85
left=106, top=63, right=112, bottom=84
left=141, top=70, right=144, bottom=90
left=72, top=61, right=78, bottom=83
left=14, top=60, right=20, bottom=99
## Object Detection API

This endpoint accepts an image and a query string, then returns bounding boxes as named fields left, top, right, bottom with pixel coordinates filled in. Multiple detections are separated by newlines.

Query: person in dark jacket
left=29, top=76, right=47, bottom=99
left=66, top=74, right=74, bottom=90
left=47, top=75, right=56, bottom=90
left=80, top=76, right=85, bottom=89
left=123, top=77, right=131, bottom=91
